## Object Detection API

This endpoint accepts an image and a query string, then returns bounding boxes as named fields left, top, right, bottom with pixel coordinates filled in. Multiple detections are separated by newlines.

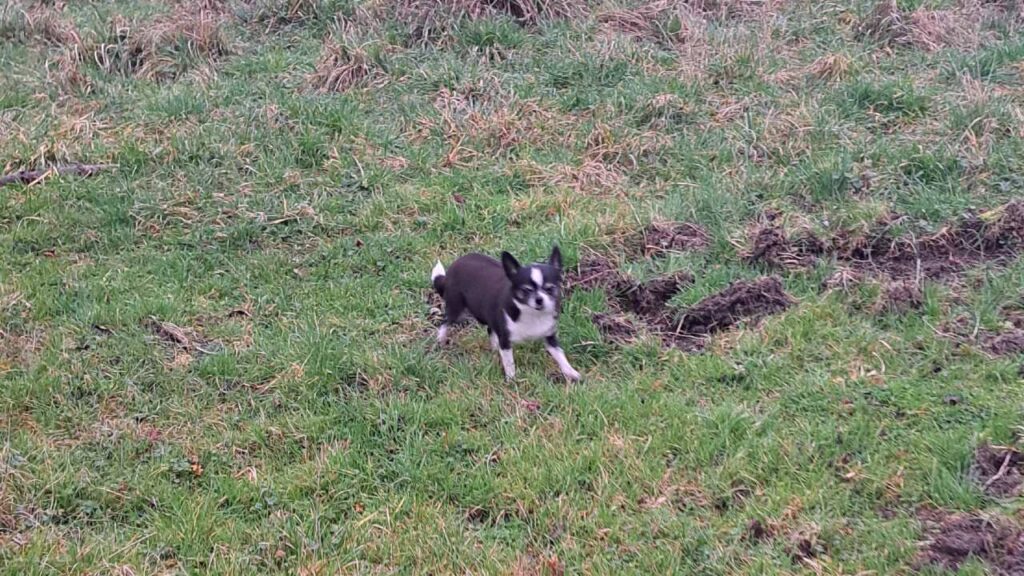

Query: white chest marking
left=506, top=308, right=556, bottom=343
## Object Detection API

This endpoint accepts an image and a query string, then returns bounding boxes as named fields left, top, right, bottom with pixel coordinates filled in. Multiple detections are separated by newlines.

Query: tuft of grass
left=842, top=78, right=931, bottom=120
left=92, top=8, right=233, bottom=81
left=0, top=2, right=83, bottom=47
left=307, top=36, right=388, bottom=93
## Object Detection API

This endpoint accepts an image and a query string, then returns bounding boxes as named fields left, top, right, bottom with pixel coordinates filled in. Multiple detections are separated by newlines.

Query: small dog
left=431, top=246, right=581, bottom=381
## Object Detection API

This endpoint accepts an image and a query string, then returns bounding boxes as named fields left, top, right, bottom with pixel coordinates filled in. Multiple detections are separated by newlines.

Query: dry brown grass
left=307, top=37, right=387, bottom=93
left=0, top=327, right=45, bottom=375
left=0, top=2, right=82, bottom=47
left=238, top=0, right=335, bottom=29
left=45, top=45, right=92, bottom=94
left=354, top=0, right=587, bottom=45
left=584, top=122, right=671, bottom=171
left=770, top=54, right=852, bottom=86
left=596, top=0, right=706, bottom=44
left=92, top=7, right=232, bottom=80
left=857, top=0, right=995, bottom=51
left=691, top=0, right=784, bottom=20
left=515, top=158, right=624, bottom=195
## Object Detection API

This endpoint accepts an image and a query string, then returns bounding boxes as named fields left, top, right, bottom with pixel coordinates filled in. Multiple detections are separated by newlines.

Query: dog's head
left=501, top=246, right=563, bottom=313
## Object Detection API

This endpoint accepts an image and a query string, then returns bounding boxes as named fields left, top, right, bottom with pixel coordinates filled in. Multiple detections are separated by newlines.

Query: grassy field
left=3, top=0, right=1024, bottom=573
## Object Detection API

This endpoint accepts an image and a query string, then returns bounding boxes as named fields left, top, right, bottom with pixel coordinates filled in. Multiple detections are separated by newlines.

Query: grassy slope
left=2, top=0, right=1024, bottom=573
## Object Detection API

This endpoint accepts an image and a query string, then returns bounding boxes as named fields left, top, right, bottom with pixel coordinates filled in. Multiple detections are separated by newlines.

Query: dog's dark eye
left=543, top=284, right=556, bottom=293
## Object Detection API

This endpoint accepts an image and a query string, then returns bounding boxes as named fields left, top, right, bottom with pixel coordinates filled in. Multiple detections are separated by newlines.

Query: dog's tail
left=431, top=260, right=446, bottom=298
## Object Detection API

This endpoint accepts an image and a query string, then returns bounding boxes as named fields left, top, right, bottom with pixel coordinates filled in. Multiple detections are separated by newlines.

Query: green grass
left=2, top=0, right=1024, bottom=573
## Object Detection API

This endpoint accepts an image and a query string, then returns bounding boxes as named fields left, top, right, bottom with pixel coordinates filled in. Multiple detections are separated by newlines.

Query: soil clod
left=986, top=331, right=1024, bottom=357
left=832, top=200, right=1024, bottom=281
left=744, top=519, right=772, bottom=542
left=970, top=443, right=1023, bottom=499
left=613, top=271, right=695, bottom=317
left=570, top=256, right=793, bottom=349
left=676, top=277, right=795, bottom=336
left=590, top=312, right=638, bottom=344
left=914, top=508, right=1024, bottom=573
left=745, top=224, right=822, bottom=269
left=637, top=222, right=710, bottom=258
left=871, top=280, right=924, bottom=315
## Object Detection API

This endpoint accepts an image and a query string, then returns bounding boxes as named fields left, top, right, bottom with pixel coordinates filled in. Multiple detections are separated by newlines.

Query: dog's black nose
left=534, top=297, right=543, bottom=307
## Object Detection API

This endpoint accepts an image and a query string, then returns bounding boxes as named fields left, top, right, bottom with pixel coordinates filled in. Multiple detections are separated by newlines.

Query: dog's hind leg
left=438, top=295, right=465, bottom=346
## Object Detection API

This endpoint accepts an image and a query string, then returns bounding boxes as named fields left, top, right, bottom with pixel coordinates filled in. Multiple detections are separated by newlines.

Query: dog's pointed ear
left=549, top=245, right=562, bottom=269
left=501, top=251, right=521, bottom=280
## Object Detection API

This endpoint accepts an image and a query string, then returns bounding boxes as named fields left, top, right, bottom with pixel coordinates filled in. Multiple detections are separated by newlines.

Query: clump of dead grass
left=45, top=45, right=92, bottom=94
left=584, top=122, right=671, bottom=171
left=0, top=2, right=82, bottom=47
left=93, top=7, right=232, bottom=81
left=0, top=327, right=46, bottom=374
left=857, top=0, right=992, bottom=51
left=238, top=0, right=337, bottom=29
left=596, top=0, right=782, bottom=48
left=771, top=54, right=852, bottom=86
left=307, top=37, right=387, bottom=94
left=596, top=0, right=706, bottom=45
left=355, top=0, right=587, bottom=45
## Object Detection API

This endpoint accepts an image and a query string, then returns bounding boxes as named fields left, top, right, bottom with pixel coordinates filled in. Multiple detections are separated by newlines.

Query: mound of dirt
left=591, top=312, right=639, bottom=344
left=871, top=280, right=923, bottom=315
left=970, top=443, right=1023, bottom=499
left=986, top=331, right=1024, bottom=356
left=637, top=222, right=710, bottom=258
left=745, top=224, right=823, bottom=269
left=567, top=256, right=623, bottom=292
left=941, top=307, right=1024, bottom=358
left=914, top=508, right=1024, bottom=573
left=567, top=256, right=700, bottom=349
left=676, top=277, right=795, bottom=335
left=613, top=271, right=695, bottom=317
left=832, top=200, right=1024, bottom=281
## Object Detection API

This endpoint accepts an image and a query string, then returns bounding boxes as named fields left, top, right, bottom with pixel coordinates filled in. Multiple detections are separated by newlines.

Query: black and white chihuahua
left=431, top=246, right=581, bottom=381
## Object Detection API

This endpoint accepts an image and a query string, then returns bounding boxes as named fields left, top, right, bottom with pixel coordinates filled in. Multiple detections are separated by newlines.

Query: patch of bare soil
left=591, top=312, right=640, bottom=345
left=871, top=280, right=923, bottom=315
left=635, top=222, right=710, bottom=258
left=613, top=271, right=695, bottom=317
left=744, top=223, right=824, bottom=269
left=832, top=200, right=1024, bottom=282
left=941, top=306, right=1024, bottom=358
left=986, top=331, right=1024, bottom=356
left=567, top=256, right=698, bottom=349
left=569, top=256, right=794, bottom=349
left=970, top=443, right=1023, bottom=499
left=675, top=277, right=795, bottom=336
left=566, top=255, right=622, bottom=293
left=914, top=508, right=1024, bottom=574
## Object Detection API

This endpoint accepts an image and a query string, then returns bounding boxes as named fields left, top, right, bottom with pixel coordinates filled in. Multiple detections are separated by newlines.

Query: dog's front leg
left=545, top=335, right=581, bottom=381
left=495, top=332, right=516, bottom=381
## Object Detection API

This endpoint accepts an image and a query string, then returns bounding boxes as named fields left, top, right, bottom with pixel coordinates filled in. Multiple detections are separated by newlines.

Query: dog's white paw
left=562, top=367, right=581, bottom=381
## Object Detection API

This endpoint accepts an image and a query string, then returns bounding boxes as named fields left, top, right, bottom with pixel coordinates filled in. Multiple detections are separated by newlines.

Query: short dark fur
left=432, top=246, right=578, bottom=380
